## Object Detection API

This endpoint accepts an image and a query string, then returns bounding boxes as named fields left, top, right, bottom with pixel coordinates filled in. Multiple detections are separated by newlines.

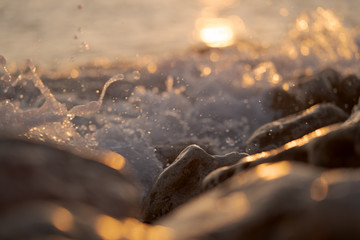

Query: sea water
left=0, top=2, right=360, bottom=195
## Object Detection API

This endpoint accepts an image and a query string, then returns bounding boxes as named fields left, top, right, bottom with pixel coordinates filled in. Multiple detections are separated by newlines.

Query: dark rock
left=266, top=85, right=305, bottom=116
left=245, top=103, right=348, bottom=154
left=268, top=69, right=360, bottom=117
left=204, top=123, right=360, bottom=190
left=337, top=74, right=360, bottom=111
left=0, top=137, right=139, bottom=219
left=0, top=201, right=101, bottom=240
left=0, top=200, right=174, bottom=240
left=154, top=142, right=215, bottom=168
left=160, top=162, right=360, bottom=240
left=268, top=69, right=341, bottom=117
left=141, top=145, right=247, bottom=223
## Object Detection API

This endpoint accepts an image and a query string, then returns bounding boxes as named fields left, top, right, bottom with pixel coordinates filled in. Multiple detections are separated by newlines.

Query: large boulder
left=0, top=137, right=139, bottom=219
left=0, top=200, right=174, bottom=240
left=160, top=162, right=360, bottom=240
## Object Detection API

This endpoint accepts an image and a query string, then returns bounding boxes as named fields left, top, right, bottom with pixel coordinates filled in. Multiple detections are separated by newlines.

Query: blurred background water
left=0, top=0, right=359, bottom=71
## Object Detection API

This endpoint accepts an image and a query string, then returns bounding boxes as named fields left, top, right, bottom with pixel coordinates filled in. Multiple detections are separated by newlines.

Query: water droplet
left=226, top=137, right=235, bottom=146
left=0, top=55, right=6, bottom=66
left=112, top=73, right=124, bottom=81
left=89, top=124, right=97, bottom=131
left=133, top=71, right=141, bottom=80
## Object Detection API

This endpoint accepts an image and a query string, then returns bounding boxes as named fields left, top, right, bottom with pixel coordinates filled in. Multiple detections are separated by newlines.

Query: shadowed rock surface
left=160, top=162, right=360, bottom=240
left=0, top=137, right=139, bottom=219
left=0, top=200, right=174, bottom=240
left=245, top=103, right=348, bottom=154
left=141, top=145, right=248, bottom=223
left=203, top=123, right=360, bottom=191
left=0, top=201, right=102, bottom=240
left=267, top=69, right=360, bottom=117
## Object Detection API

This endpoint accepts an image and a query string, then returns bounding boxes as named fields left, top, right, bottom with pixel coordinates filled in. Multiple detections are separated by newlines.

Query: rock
left=154, top=142, right=215, bottom=168
left=0, top=200, right=174, bottom=240
left=0, top=201, right=101, bottom=240
left=245, top=103, right=348, bottom=154
left=267, top=68, right=360, bottom=117
left=0, top=137, right=139, bottom=219
left=268, top=69, right=341, bottom=117
left=141, top=145, right=247, bottom=223
left=160, top=162, right=360, bottom=240
left=337, top=74, right=360, bottom=111
left=204, top=123, right=360, bottom=190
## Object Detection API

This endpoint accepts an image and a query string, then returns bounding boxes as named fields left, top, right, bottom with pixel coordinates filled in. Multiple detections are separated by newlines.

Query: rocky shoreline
left=2, top=68, right=360, bottom=239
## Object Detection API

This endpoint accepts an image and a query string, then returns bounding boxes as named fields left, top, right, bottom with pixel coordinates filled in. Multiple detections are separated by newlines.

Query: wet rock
left=245, top=103, right=348, bottom=154
left=268, top=69, right=341, bottom=117
left=0, top=200, right=174, bottom=240
left=0, top=137, right=139, bottom=219
left=268, top=68, right=360, bottom=117
left=160, top=162, right=360, bottom=240
left=204, top=124, right=360, bottom=190
left=141, top=145, right=247, bottom=222
left=154, top=142, right=214, bottom=168
left=0, top=201, right=101, bottom=240
left=337, top=74, right=360, bottom=111
left=344, top=98, right=360, bottom=125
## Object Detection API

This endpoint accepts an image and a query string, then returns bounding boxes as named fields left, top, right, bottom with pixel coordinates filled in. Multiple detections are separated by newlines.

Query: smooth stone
left=0, top=200, right=174, bottom=240
left=0, top=201, right=101, bottom=240
left=160, top=162, right=360, bottom=240
left=245, top=103, right=348, bottom=154
left=0, top=137, right=139, bottom=219
left=154, top=142, right=214, bottom=168
left=203, top=123, right=360, bottom=191
left=141, top=145, right=247, bottom=223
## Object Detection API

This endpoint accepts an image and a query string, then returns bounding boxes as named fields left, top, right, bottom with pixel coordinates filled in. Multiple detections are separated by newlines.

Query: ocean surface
left=1, top=0, right=360, bottom=70
left=1, top=0, right=360, bottom=195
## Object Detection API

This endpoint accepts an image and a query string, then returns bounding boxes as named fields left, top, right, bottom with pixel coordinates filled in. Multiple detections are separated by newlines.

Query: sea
left=0, top=0, right=360, bottom=195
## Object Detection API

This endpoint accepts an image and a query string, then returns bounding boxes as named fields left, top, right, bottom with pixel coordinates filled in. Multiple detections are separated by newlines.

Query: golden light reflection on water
left=241, top=61, right=282, bottom=88
left=241, top=73, right=255, bottom=88
left=200, top=66, right=212, bottom=77
left=70, top=68, right=79, bottom=79
left=285, top=8, right=359, bottom=61
left=255, top=161, right=291, bottom=181
left=52, top=207, right=74, bottom=232
left=147, top=62, right=157, bottom=74
left=200, top=0, right=235, bottom=9
left=196, top=18, right=235, bottom=48
left=95, top=215, right=174, bottom=240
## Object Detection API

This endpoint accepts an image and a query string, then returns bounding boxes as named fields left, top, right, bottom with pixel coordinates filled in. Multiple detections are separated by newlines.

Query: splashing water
left=1, top=8, right=360, bottom=196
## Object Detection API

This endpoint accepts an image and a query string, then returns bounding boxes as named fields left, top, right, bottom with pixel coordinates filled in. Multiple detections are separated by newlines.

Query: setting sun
left=197, top=18, right=235, bottom=48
